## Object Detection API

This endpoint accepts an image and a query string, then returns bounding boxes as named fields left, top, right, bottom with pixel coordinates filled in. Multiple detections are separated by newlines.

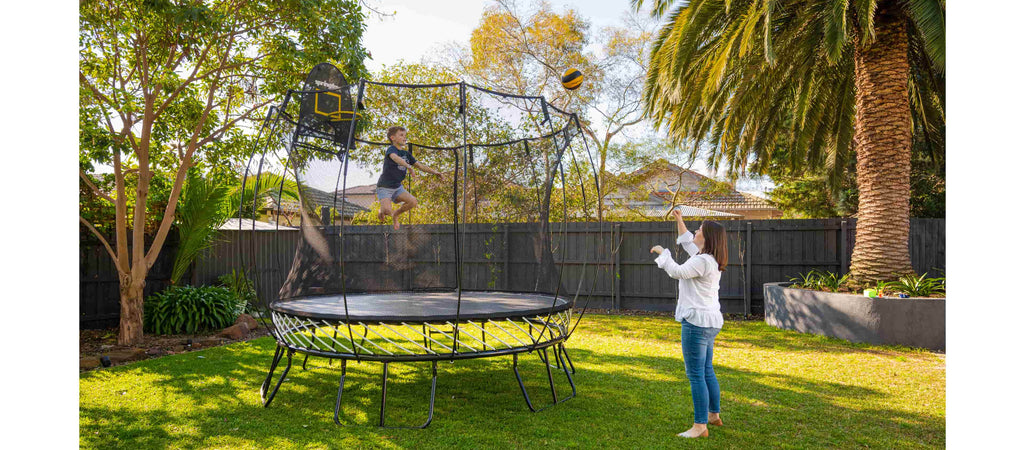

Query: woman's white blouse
left=652, top=231, right=724, bottom=329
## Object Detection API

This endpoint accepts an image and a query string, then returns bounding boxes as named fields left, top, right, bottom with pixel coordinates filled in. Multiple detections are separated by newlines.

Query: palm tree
left=633, top=0, right=944, bottom=283
left=170, top=170, right=232, bottom=285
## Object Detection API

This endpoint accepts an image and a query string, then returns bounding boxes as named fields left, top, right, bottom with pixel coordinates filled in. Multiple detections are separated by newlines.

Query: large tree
left=634, top=0, right=944, bottom=282
left=79, top=0, right=369, bottom=344
left=450, top=0, right=671, bottom=220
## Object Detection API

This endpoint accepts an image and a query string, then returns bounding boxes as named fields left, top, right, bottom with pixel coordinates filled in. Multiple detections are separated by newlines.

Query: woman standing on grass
left=650, top=208, right=728, bottom=438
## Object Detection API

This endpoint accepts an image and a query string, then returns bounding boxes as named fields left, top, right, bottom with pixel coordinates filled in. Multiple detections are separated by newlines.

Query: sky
left=352, top=0, right=772, bottom=195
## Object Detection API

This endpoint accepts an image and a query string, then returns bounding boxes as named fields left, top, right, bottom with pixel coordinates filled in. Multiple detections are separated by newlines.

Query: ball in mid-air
left=561, top=68, right=583, bottom=90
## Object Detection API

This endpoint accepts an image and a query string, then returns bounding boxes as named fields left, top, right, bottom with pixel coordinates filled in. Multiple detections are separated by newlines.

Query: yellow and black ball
left=561, top=68, right=583, bottom=90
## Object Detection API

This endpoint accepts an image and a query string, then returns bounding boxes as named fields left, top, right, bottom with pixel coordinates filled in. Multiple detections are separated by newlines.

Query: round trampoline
left=269, top=291, right=572, bottom=361
left=272, top=291, right=569, bottom=322
left=241, top=63, right=604, bottom=429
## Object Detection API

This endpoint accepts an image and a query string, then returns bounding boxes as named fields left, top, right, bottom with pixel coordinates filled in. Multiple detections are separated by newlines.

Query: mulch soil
left=79, top=326, right=271, bottom=373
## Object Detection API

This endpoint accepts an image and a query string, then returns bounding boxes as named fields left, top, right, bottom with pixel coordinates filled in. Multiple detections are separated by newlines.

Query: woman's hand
left=650, top=245, right=665, bottom=255
left=671, top=208, right=683, bottom=220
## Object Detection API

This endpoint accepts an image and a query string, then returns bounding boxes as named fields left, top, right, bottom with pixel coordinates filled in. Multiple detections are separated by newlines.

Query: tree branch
left=79, top=170, right=115, bottom=204
left=80, top=216, right=126, bottom=275
left=196, top=99, right=273, bottom=147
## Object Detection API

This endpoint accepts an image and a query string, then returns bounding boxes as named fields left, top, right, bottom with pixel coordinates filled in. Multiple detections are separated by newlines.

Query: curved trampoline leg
left=560, top=343, right=576, bottom=374
left=513, top=352, right=539, bottom=412
left=333, top=359, right=348, bottom=425
left=512, top=345, right=576, bottom=413
left=263, top=348, right=294, bottom=408
left=378, top=361, right=438, bottom=429
left=260, top=345, right=284, bottom=401
left=556, top=344, right=576, bottom=399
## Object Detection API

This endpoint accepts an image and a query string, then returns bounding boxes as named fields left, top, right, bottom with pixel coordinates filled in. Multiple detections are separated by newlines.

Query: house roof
left=219, top=218, right=297, bottom=231
left=609, top=161, right=779, bottom=213
left=337, top=183, right=378, bottom=195
left=265, top=186, right=369, bottom=217
left=638, top=204, right=742, bottom=219
left=654, top=191, right=776, bottom=211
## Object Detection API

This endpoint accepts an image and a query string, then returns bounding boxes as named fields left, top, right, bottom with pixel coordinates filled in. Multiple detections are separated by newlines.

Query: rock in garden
left=80, top=357, right=101, bottom=370
left=197, top=337, right=226, bottom=348
left=105, top=348, right=148, bottom=364
left=146, top=348, right=167, bottom=357
left=235, top=313, right=259, bottom=331
left=218, top=322, right=251, bottom=340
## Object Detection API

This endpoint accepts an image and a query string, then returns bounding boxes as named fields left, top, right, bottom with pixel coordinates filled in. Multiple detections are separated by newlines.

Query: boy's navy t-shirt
left=376, top=145, right=417, bottom=188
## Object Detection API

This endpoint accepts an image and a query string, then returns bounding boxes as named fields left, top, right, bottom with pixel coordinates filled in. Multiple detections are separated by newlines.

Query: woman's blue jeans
left=681, top=319, right=721, bottom=424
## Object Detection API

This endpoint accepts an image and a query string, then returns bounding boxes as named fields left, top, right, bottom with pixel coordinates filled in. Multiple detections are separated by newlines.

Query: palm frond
left=171, top=170, right=232, bottom=285
left=907, top=0, right=945, bottom=71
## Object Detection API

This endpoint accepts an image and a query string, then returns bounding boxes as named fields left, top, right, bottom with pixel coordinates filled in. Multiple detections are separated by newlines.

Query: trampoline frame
left=260, top=305, right=577, bottom=428
left=241, top=66, right=605, bottom=429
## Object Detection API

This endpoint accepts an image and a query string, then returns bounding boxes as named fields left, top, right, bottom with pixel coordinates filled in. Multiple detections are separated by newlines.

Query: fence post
left=840, top=219, right=849, bottom=275
left=744, top=221, right=752, bottom=316
left=503, top=224, right=510, bottom=291
left=406, top=227, right=413, bottom=291
left=613, top=223, right=621, bottom=312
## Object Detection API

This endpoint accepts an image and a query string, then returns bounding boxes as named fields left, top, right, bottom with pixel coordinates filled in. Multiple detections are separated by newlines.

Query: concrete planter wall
left=763, top=282, right=945, bottom=351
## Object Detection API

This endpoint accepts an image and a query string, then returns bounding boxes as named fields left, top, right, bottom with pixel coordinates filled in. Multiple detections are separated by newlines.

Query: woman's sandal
left=709, top=417, right=724, bottom=426
left=676, top=429, right=709, bottom=438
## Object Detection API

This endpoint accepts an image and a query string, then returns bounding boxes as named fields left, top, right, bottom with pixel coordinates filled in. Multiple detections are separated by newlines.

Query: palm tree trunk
left=849, top=2, right=915, bottom=283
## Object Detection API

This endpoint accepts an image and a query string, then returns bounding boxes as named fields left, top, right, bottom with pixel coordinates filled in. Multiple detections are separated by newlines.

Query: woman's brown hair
left=386, top=126, right=406, bottom=145
left=699, top=220, right=728, bottom=271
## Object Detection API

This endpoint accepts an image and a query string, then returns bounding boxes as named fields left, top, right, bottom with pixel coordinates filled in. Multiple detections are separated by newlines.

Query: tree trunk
left=849, top=3, right=915, bottom=283
left=117, top=273, right=145, bottom=345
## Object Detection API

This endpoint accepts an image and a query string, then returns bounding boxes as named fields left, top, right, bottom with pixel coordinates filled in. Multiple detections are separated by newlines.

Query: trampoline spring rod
left=446, top=321, right=497, bottom=351
left=379, top=322, right=435, bottom=354
left=514, top=318, right=545, bottom=346
left=401, top=322, right=455, bottom=353
left=311, top=320, right=357, bottom=354
left=426, top=322, right=481, bottom=353
left=357, top=322, right=408, bottom=356
left=487, top=319, right=528, bottom=346
left=504, top=318, right=539, bottom=346
left=463, top=320, right=510, bottom=349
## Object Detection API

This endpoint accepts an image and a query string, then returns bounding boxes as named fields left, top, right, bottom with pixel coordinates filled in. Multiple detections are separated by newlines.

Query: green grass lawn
left=80, top=315, right=945, bottom=449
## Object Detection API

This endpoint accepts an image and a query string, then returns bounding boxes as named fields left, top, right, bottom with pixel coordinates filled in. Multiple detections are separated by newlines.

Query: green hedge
left=144, top=285, right=244, bottom=335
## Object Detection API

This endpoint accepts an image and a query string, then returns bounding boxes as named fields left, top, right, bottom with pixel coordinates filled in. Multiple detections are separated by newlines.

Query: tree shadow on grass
left=80, top=335, right=943, bottom=448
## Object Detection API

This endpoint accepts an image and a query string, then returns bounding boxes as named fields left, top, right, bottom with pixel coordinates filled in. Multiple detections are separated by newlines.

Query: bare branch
left=80, top=170, right=116, bottom=204
left=79, top=72, right=116, bottom=110
left=80, top=216, right=126, bottom=274
left=196, top=99, right=274, bottom=147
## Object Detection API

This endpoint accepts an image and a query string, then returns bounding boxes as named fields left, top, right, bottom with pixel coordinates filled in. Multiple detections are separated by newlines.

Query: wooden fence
left=80, top=218, right=945, bottom=328
left=79, top=234, right=179, bottom=329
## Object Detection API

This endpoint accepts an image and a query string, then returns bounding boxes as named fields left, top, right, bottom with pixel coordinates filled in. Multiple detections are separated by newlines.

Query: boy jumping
left=376, top=126, right=441, bottom=230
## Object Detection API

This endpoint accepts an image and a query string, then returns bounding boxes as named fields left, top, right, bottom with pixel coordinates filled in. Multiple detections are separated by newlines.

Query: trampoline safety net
left=240, top=63, right=605, bottom=325
left=238, top=62, right=608, bottom=428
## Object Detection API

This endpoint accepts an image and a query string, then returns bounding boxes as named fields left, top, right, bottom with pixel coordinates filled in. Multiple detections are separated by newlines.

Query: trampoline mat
left=270, top=291, right=570, bottom=322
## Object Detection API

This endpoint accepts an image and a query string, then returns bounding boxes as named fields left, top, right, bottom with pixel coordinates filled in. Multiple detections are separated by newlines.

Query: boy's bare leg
left=390, top=192, right=418, bottom=230
left=378, top=200, right=394, bottom=222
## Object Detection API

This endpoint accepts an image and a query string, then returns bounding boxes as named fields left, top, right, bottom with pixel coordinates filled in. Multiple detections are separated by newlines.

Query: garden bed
left=764, top=282, right=945, bottom=351
left=80, top=326, right=271, bottom=372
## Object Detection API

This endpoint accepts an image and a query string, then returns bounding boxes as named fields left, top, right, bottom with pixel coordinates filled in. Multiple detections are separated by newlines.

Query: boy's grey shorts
left=375, top=185, right=408, bottom=202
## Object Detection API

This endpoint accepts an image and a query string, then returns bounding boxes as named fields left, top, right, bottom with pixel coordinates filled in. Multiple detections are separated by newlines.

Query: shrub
left=218, top=269, right=257, bottom=313
left=886, top=273, right=945, bottom=298
left=790, top=269, right=849, bottom=293
left=144, top=285, right=242, bottom=335
left=873, top=280, right=890, bottom=297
